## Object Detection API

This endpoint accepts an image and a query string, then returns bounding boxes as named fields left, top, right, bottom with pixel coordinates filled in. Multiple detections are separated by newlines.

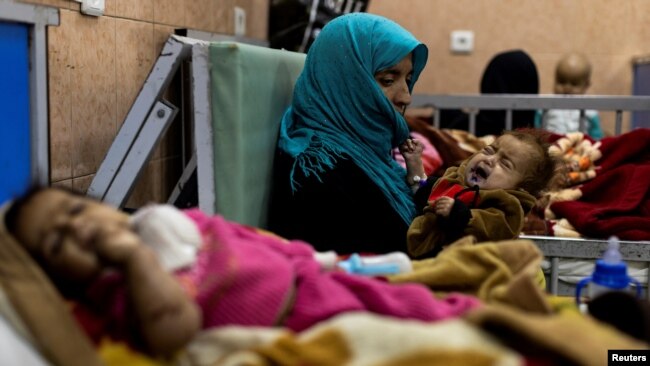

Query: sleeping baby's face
left=465, top=134, right=534, bottom=190
left=11, top=188, right=132, bottom=284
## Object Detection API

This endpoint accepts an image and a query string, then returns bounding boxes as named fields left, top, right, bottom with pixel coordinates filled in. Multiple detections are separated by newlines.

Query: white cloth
left=130, top=204, right=202, bottom=271
left=541, top=109, right=598, bottom=135
left=0, top=313, right=51, bottom=366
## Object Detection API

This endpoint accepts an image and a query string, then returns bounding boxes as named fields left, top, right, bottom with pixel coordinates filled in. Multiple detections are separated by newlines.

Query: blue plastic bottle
left=575, top=236, right=642, bottom=307
left=337, top=252, right=412, bottom=276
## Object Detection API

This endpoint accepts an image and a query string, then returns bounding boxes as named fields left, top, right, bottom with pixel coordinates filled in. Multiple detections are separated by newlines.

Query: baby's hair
left=5, top=185, right=45, bottom=235
left=555, top=52, right=591, bottom=85
left=5, top=186, right=90, bottom=298
left=503, top=129, right=561, bottom=197
left=4, top=186, right=84, bottom=236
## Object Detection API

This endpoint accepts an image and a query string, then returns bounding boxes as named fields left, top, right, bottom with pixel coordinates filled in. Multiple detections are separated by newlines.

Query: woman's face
left=374, top=53, right=413, bottom=114
left=12, top=189, right=132, bottom=284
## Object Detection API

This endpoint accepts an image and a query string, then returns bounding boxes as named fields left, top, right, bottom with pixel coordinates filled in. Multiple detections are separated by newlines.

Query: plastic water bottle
left=575, top=236, right=642, bottom=309
left=337, top=252, right=412, bottom=276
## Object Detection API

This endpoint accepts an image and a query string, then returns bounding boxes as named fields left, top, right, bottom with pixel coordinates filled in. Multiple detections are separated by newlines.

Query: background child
left=535, top=52, right=604, bottom=139
left=4, top=187, right=480, bottom=358
left=407, top=130, right=559, bottom=258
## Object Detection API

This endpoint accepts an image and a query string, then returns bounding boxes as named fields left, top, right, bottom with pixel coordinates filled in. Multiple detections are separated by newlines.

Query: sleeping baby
left=4, top=187, right=480, bottom=358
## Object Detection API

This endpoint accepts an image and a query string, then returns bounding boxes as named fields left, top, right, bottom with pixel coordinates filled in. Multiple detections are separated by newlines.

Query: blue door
left=633, top=61, right=650, bottom=129
left=0, top=22, right=31, bottom=205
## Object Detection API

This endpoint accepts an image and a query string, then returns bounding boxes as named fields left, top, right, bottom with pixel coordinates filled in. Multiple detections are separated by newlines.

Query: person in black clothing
left=268, top=13, right=429, bottom=255
left=439, top=49, right=540, bottom=137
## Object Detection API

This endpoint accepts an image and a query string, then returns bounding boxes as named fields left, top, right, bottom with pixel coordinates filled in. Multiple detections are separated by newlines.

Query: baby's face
left=554, top=76, right=589, bottom=95
left=12, top=188, right=132, bottom=284
left=555, top=64, right=590, bottom=95
left=465, top=134, right=535, bottom=190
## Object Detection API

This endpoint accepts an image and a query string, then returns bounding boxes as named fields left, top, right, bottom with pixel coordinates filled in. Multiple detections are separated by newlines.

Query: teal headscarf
left=278, top=13, right=428, bottom=225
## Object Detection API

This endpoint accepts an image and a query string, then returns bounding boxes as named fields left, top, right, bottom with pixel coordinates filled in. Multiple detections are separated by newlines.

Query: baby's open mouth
left=475, top=166, right=488, bottom=179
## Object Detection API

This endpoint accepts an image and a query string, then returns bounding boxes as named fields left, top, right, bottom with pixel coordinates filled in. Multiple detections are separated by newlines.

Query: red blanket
left=550, top=128, right=650, bottom=240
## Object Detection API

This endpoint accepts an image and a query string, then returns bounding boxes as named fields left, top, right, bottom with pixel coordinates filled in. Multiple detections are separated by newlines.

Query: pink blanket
left=182, top=210, right=481, bottom=332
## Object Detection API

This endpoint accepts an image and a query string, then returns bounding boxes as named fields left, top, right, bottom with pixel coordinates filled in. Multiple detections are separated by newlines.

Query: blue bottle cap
left=591, top=259, right=631, bottom=290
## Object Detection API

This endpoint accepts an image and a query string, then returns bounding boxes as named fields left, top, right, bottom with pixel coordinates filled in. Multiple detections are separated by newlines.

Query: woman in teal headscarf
left=269, top=13, right=429, bottom=254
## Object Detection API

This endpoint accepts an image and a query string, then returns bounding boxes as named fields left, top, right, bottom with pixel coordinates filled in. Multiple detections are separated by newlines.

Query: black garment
left=268, top=150, right=425, bottom=255
left=588, top=291, right=650, bottom=344
left=438, top=49, right=539, bottom=137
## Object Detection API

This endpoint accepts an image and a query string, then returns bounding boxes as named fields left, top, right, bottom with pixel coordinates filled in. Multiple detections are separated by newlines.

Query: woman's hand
left=433, top=196, right=454, bottom=217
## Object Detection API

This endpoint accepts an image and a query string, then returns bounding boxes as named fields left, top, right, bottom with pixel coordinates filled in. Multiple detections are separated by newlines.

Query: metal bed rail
left=411, top=94, right=650, bottom=136
left=521, top=235, right=650, bottom=299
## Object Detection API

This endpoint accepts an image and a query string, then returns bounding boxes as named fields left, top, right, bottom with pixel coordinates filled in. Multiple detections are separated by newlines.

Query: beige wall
left=16, top=0, right=650, bottom=206
left=368, top=0, right=650, bottom=135
left=19, top=0, right=269, bottom=207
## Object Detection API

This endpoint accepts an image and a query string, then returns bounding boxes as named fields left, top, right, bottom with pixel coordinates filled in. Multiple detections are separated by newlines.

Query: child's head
left=554, top=52, right=591, bottom=95
left=464, top=130, right=558, bottom=196
left=5, top=187, right=132, bottom=290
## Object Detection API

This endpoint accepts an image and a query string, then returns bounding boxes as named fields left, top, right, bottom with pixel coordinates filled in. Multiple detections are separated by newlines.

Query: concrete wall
left=20, top=0, right=650, bottom=206
left=19, top=0, right=269, bottom=207
left=369, top=0, right=650, bottom=135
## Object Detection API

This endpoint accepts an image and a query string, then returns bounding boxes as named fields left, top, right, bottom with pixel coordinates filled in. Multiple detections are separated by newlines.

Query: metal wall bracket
left=101, top=100, right=178, bottom=207
left=87, top=36, right=191, bottom=207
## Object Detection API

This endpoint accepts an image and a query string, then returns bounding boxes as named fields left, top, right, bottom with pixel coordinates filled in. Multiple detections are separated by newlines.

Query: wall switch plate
left=450, top=30, right=474, bottom=53
left=234, top=7, right=246, bottom=36
left=81, top=0, right=104, bottom=17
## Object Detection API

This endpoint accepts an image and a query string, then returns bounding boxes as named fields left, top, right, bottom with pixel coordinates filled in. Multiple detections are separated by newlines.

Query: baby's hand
left=433, top=196, right=454, bottom=217
left=399, top=138, right=424, bottom=171
left=93, top=226, right=144, bottom=266
left=399, top=138, right=424, bottom=160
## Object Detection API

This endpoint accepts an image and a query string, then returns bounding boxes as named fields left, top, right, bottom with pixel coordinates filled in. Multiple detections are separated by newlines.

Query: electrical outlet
left=450, top=30, right=474, bottom=54
left=81, top=0, right=104, bottom=17
left=234, top=7, right=246, bottom=37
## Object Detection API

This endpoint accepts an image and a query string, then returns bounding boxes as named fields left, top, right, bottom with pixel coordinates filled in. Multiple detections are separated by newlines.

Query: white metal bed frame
left=411, top=93, right=650, bottom=136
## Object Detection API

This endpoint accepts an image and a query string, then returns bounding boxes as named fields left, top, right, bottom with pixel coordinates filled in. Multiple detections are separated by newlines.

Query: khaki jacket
left=407, top=161, right=536, bottom=258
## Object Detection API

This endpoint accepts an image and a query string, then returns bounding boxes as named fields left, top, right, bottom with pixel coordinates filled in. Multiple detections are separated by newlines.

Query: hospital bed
left=409, top=93, right=650, bottom=298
